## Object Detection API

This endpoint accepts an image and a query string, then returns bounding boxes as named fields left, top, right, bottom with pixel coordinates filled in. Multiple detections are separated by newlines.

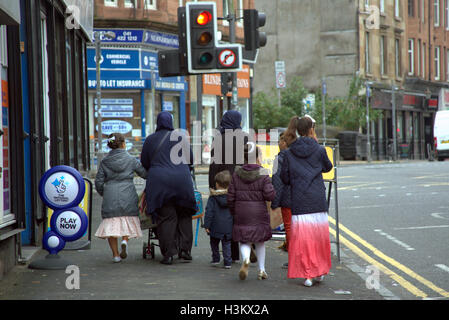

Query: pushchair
left=140, top=167, right=204, bottom=260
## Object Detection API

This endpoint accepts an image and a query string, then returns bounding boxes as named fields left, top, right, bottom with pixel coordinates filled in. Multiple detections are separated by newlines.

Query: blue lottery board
left=39, top=166, right=88, bottom=254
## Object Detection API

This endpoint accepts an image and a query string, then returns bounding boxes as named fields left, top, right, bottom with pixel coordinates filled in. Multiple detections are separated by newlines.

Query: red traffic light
left=196, top=11, right=212, bottom=25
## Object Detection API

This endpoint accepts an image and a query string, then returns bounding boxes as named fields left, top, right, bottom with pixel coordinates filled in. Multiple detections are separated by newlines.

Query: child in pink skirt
left=95, top=133, right=147, bottom=262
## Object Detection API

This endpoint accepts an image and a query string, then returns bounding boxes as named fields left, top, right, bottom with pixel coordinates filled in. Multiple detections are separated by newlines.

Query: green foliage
left=253, top=74, right=382, bottom=132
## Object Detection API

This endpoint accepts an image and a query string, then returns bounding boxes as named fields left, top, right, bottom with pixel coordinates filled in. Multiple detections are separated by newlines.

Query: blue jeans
left=210, top=236, right=232, bottom=266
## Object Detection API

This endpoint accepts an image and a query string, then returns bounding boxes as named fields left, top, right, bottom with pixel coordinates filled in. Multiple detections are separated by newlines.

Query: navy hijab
left=219, top=110, right=242, bottom=133
left=156, top=111, right=174, bottom=131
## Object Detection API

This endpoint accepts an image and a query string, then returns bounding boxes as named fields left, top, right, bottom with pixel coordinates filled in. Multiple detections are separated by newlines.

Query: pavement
left=2, top=160, right=425, bottom=308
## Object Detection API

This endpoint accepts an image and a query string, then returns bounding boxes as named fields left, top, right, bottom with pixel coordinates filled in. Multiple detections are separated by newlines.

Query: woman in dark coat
left=141, top=112, right=196, bottom=265
left=281, top=116, right=333, bottom=287
left=208, top=110, right=250, bottom=262
left=227, top=146, right=276, bottom=280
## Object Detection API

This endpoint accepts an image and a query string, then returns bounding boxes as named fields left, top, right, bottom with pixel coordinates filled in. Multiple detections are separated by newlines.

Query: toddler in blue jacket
left=204, top=170, right=233, bottom=269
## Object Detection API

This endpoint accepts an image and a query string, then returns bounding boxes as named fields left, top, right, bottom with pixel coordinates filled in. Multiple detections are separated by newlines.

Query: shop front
left=87, top=36, right=187, bottom=160
left=371, top=87, right=438, bottom=160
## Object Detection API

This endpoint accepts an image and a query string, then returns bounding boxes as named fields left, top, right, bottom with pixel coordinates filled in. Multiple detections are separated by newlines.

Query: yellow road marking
left=328, top=226, right=428, bottom=298
left=338, top=182, right=384, bottom=190
left=412, top=174, right=449, bottom=179
left=328, top=216, right=449, bottom=298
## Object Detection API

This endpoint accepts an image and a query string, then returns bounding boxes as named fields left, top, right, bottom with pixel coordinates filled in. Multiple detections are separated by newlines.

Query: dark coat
left=95, top=149, right=147, bottom=219
left=281, top=137, right=333, bottom=215
left=208, top=110, right=250, bottom=189
left=204, top=189, right=233, bottom=240
left=270, top=150, right=291, bottom=209
left=227, top=164, right=276, bottom=243
left=140, top=112, right=196, bottom=218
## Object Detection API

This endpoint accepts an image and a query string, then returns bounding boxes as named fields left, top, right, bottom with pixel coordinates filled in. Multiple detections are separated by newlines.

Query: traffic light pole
left=228, top=0, right=238, bottom=110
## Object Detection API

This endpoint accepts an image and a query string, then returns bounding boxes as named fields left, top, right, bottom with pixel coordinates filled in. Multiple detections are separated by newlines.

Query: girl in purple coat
left=227, top=145, right=276, bottom=280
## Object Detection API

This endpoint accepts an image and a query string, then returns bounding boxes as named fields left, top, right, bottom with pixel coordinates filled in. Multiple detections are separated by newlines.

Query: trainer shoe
left=120, top=240, right=128, bottom=259
left=257, top=270, right=268, bottom=280
left=239, top=258, right=250, bottom=280
left=304, top=279, right=313, bottom=287
left=112, top=256, right=121, bottom=263
left=314, top=275, right=325, bottom=283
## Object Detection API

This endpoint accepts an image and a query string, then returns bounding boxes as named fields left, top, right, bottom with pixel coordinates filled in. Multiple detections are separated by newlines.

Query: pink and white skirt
left=287, top=212, right=332, bottom=279
left=95, top=216, right=143, bottom=239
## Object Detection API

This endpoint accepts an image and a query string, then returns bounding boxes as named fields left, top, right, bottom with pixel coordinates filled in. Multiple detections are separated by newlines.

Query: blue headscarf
left=219, top=110, right=242, bottom=133
left=156, top=111, right=174, bottom=132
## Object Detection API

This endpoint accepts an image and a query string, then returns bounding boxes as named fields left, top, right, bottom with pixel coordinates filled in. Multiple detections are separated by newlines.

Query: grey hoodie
left=95, top=149, right=147, bottom=219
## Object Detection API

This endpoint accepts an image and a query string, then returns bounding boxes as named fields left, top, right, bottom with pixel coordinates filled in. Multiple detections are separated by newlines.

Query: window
left=144, top=0, right=156, bottom=10
left=408, top=39, right=414, bottom=75
left=409, top=0, right=415, bottom=16
left=395, top=38, right=401, bottom=78
left=435, top=46, right=441, bottom=80
left=380, top=0, right=385, bottom=13
left=380, top=35, right=387, bottom=75
left=446, top=50, right=449, bottom=81
left=365, top=0, right=370, bottom=9
left=395, top=0, right=401, bottom=17
left=423, top=42, right=426, bottom=78
left=435, top=0, right=440, bottom=26
left=421, top=0, right=426, bottom=22
left=417, top=39, right=421, bottom=76
left=104, top=0, right=118, bottom=7
left=446, top=0, right=449, bottom=29
left=365, top=32, right=371, bottom=74
left=124, top=0, right=134, bottom=8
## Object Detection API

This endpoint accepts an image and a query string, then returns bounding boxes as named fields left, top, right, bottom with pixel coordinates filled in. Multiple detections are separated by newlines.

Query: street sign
left=218, top=49, right=237, bottom=67
left=275, top=60, right=286, bottom=89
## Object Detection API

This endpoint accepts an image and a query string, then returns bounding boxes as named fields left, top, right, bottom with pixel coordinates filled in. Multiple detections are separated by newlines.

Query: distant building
left=254, top=0, right=445, bottom=160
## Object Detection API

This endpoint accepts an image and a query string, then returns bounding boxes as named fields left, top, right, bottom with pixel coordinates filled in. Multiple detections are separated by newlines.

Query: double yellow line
left=327, top=216, right=449, bottom=299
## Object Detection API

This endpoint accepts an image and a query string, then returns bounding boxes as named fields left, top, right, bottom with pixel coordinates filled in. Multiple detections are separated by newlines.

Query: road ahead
left=329, top=160, right=449, bottom=299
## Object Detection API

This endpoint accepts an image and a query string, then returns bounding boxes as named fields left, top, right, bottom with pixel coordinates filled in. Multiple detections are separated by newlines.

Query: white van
left=434, top=110, right=449, bottom=161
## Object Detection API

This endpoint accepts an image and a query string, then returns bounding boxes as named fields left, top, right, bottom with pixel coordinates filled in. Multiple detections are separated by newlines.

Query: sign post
left=29, top=166, right=88, bottom=270
left=275, top=61, right=286, bottom=108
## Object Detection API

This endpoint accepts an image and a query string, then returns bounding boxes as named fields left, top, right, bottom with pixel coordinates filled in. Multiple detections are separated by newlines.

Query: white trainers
left=304, top=278, right=313, bottom=287
left=120, top=240, right=128, bottom=259
left=113, top=256, right=121, bottom=263
left=314, top=275, right=325, bottom=283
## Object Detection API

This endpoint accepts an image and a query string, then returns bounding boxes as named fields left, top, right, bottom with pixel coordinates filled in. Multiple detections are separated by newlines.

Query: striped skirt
left=287, top=212, right=332, bottom=279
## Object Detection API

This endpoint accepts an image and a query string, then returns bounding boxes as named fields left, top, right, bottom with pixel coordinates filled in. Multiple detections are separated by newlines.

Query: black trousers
left=231, top=240, right=240, bottom=261
left=156, top=204, right=193, bottom=258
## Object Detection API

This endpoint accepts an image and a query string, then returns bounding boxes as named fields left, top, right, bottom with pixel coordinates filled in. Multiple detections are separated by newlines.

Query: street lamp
left=95, top=31, right=116, bottom=166
left=366, top=81, right=373, bottom=162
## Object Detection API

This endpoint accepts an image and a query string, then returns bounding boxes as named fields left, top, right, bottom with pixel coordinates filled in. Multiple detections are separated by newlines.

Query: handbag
left=267, top=202, right=283, bottom=229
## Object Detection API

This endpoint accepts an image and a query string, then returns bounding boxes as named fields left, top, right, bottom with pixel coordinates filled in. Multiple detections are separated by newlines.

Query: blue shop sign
left=87, top=48, right=140, bottom=70
left=92, top=29, right=178, bottom=48
left=93, top=29, right=144, bottom=43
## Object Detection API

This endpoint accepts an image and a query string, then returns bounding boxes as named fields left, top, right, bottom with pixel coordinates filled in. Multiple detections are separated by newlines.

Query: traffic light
left=243, top=9, right=267, bottom=51
left=186, top=2, right=241, bottom=74
left=221, top=72, right=233, bottom=96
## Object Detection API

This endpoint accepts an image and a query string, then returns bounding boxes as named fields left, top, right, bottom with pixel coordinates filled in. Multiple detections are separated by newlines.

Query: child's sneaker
left=304, top=278, right=313, bottom=287
left=257, top=270, right=268, bottom=280
left=224, top=265, right=231, bottom=269
left=120, top=240, right=128, bottom=259
left=113, top=256, right=121, bottom=263
left=210, top=260, right=220, bottom=265
left=239, top=258, right=250, bottom=280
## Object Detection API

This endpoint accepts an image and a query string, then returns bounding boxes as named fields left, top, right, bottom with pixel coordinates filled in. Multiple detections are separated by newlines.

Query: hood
left=289, top=137, right=320, bottom=159
left=235, top=164, right=269, bottom=183
left=209, top=189, right=228, bottom=207
left=219, top=110, right=242, bottom=133
left=102, top=149, right=130, bottom=173
left=156, top=111, right=174, bottom=132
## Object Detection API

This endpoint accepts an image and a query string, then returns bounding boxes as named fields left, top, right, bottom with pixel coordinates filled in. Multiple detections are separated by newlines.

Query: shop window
left=160, top=94, right=180, bottom=129
left=124, top=0, right=135, bottom=8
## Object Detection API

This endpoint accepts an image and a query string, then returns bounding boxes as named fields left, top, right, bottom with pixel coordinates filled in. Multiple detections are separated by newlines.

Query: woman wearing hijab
left=208, top=110, right=250, bottom=262
left=141, top=112, right=197, bottom=265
